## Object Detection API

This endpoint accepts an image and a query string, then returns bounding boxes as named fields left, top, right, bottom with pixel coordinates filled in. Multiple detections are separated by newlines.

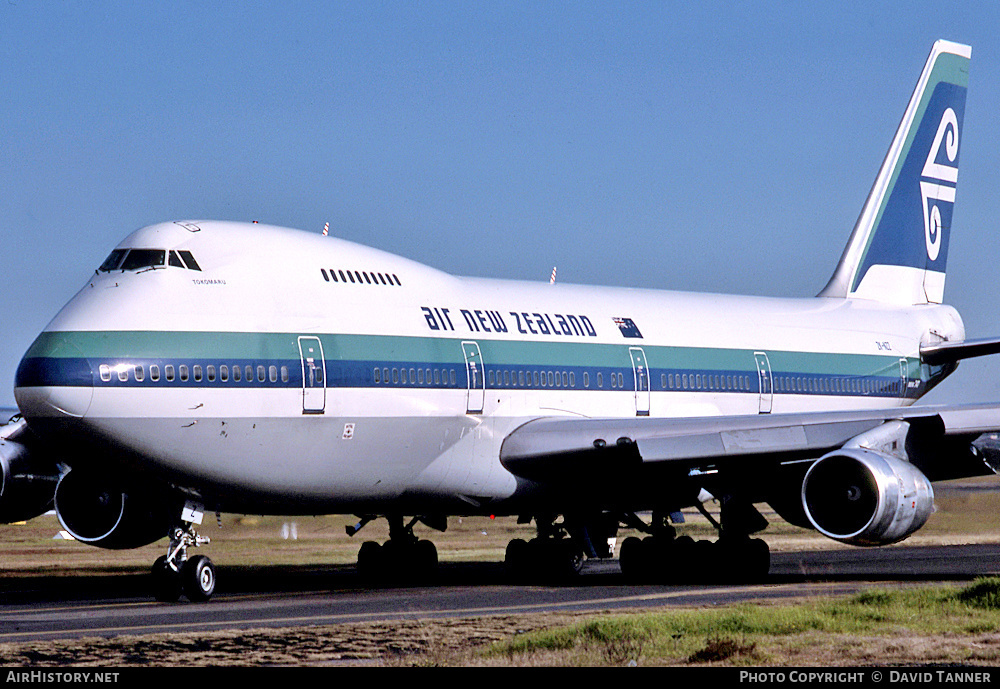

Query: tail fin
left=819, top=40, right=971, bottom=305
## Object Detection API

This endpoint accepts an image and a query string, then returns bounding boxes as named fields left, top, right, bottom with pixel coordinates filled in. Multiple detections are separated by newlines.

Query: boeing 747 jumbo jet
left=3, top=40, right=1000, bottom=602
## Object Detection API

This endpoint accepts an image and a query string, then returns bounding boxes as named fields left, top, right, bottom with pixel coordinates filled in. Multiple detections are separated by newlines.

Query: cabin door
left=298, top=336, right=326, bottom=414
left=462, top=341, right=485, bottom=414
left=629, top=347, right=650, bottom=416
left=899, top=358, right=909, bottom=398
left=754, top=351, right=773, bottom=414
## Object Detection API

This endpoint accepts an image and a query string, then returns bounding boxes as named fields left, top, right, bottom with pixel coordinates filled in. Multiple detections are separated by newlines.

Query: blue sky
left=2, top=2, right=1000, bottom=408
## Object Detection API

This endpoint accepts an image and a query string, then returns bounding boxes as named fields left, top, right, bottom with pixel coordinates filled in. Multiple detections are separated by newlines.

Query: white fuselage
left=14, top=221, right=964, bottom=513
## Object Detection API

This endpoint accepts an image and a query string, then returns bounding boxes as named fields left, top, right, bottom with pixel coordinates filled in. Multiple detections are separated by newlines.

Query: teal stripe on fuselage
left=27, top=330, right=911, bottom=375
left=22, top=330, right=926, bottom=399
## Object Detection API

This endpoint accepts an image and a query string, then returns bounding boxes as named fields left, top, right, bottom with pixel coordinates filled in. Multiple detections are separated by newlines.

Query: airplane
left=3, top=39, right=999, bottom=603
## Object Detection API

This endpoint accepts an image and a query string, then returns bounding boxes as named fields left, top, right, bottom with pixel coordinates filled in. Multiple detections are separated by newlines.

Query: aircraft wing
left=499, top=404, right=1000, bottom=484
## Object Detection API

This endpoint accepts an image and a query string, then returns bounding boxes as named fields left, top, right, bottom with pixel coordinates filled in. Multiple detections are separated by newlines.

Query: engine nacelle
left=801, top=448, right=934, bottom=546
left=54, top=470, right=170, bottom=549
left=0, top=418, right=58, bottom=523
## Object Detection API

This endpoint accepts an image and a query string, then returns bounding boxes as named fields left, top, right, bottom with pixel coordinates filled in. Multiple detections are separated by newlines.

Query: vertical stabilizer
left=819, top=40, right=970, bottom=305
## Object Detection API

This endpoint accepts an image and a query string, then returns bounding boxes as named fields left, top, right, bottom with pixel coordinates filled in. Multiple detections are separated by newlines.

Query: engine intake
left=54, top=470, right=170, bottom=549
left=802, top=448, right=934, bottom=546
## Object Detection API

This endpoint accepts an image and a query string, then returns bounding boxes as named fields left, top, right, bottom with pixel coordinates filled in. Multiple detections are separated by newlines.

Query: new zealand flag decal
left=613, top=317, right=643, bottom=339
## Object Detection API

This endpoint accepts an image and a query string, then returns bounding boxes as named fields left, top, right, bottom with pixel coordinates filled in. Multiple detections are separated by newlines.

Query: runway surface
left=2, top=543, right=999, bottom=644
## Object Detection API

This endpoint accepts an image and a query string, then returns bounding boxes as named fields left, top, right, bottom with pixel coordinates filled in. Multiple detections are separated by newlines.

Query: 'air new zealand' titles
left=4, top=40, right=1000, bottom=602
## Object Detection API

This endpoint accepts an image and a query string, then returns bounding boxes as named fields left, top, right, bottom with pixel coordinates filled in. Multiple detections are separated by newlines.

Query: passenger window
left=165, top=365, right=175, bottom=382
left=134, top=365, right=144, bottom=382
left=179, top=365, right=189, bottom=382
left=257, top=365, right=265, bottom=382
left=99, top=365, right=111, bottom=382
left=281, top=366, right=289, bottom=383
left=118, top=366, right=129, bottom=382
left=220, top=365, right=228, bottom=382
left=207, top=365, right=216, bottom=382
left=150, top=364, right=160, bottom=382
left=233, top=365, right=241, bottom=382
left=269, top=366, right=277, bottom=383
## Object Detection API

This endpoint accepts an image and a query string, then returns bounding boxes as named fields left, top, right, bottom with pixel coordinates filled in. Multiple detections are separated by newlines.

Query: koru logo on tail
left=920, top=108, right=959, bottom=261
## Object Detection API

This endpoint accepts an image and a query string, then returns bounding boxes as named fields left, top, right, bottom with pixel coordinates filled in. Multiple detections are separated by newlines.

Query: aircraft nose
left=14, top=334, right=94, bottom=420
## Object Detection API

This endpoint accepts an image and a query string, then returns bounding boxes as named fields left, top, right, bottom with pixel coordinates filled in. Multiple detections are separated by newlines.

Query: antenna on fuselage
left=550, top=266, right=557, bottom=284
left=322, top=222, right=329, bottom=236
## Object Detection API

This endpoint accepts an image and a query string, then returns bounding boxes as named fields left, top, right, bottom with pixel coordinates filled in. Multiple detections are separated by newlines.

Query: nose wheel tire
left=152, top=555, right=182, bottom=603
left=182, top=555, right=216, bottom=602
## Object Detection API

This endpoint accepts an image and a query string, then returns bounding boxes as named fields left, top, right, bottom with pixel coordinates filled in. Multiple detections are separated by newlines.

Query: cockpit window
left=98, top=248, right=202, bottom=272
left=177, top=250, right=201, bottom=271
left=120, top=249, right=166, bottom=271
left=98, top=249, right=128, bottom=272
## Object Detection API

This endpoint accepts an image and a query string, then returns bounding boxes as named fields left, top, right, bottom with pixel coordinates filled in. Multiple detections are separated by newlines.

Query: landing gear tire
left=182, top=555, right=216, bottom=602
left=152, top=555, right=182, bottom=603
left=618, top=536, right=644, bottom=582
left=504, top=537, right=584, bottom=583
left=504, top=538, right=530, bottom=581
left=356, top=538, right=439, bottom=585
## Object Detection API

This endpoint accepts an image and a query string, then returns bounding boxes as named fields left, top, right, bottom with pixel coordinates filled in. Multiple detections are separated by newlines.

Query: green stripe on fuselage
left=28, top=330, right=914, bottom=379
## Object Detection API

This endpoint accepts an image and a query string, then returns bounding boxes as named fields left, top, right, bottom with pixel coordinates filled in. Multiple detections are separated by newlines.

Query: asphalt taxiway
left=2, top=543, right=998, bottom=644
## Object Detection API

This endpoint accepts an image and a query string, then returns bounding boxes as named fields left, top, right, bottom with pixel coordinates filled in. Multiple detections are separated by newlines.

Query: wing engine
left=0, top=417, right=58, bottom=523
left=801, top=448, right=934, bottom=546
left=54, top=469, right=172, bottom=549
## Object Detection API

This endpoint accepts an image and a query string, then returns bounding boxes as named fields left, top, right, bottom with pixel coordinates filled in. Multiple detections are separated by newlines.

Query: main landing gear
left=350, top=514, right=442, bottom=584
left=618, top=502, right=771, bottom=584
left=504, top=516, right=587, bottom=582
left=151, top=502, right=215, bottom=602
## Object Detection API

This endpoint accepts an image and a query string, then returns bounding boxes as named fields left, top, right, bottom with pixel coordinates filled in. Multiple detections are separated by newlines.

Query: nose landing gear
left=151, top=502, right=215, bottom=602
